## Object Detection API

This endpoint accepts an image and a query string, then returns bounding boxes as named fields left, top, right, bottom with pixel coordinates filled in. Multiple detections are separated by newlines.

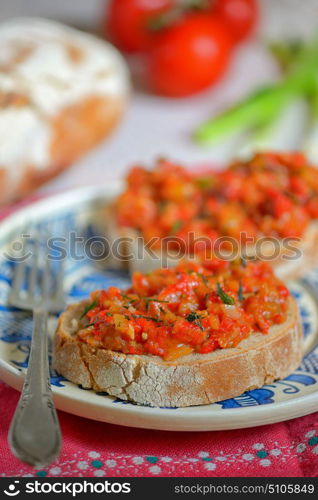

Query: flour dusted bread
left=0, top=17, right=130, bottom=204
left=54, top=297, right=302, bottom=408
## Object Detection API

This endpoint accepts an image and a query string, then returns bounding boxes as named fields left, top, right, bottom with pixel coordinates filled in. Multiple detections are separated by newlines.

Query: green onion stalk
left=193, top=39, right=318, bottom=147
left=304, top=76, right=318, bottom=164
left=239, top=97, right=309, bottom=156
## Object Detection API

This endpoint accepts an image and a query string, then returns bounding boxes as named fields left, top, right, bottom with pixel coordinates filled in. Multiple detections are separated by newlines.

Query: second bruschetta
left=108, top=152, right=318, bottom=279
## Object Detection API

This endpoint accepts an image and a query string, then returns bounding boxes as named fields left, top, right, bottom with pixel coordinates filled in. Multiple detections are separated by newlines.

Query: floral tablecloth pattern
left=0, top=382, right=317, bottom=477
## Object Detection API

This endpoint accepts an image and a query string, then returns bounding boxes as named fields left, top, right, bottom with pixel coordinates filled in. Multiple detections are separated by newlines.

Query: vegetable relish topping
left=77, top=260, right=290, bottom=361
left=115, top=152, right=318, bottom=250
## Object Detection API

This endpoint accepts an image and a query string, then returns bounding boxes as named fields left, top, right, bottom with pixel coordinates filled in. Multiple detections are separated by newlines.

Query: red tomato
left=146, top=13, right=232, bottom=97
left=212, top=0, right=258, bottom=42
left=106, top=0, right=172, bottom=53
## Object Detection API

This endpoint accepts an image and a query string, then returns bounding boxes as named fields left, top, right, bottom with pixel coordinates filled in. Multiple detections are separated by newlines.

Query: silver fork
left=8, top=229, right=65, bottom=467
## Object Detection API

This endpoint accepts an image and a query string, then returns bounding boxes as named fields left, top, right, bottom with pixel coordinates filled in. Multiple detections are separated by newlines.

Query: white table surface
left=0, top=0, right=317, bottom=194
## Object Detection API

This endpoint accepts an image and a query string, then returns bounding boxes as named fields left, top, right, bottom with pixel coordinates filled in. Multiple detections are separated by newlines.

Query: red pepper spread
left=78, top=260, right=290, bottom=361
left=115, top=152, right=318, bottom=250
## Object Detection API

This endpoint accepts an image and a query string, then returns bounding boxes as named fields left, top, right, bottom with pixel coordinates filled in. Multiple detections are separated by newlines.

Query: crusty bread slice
left=53, top=296, right=303, bottom=408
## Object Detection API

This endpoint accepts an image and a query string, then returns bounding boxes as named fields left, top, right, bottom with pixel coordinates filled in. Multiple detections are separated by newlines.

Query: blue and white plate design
left=0, top=186, right=317, bottom=431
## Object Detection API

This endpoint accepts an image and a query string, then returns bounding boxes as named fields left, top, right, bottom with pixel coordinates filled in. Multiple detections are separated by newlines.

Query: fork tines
left=9, top=226, right=65, bottom=313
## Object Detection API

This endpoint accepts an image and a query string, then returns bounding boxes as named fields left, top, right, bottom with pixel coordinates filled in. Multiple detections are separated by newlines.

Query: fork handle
left=8, top=310, right=62, bottom=467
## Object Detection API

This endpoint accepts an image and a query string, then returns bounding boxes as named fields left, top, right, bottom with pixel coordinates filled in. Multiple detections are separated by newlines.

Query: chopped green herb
left=170, top=220, right=183, bottom=234
left=122, top=294, right=137, bottom=303
left=131, top=314, right=162, bottom=323
left=216, top=283, right=235, bottom=305
left=80, top=299, right=98, bottom=319
left=144, top=297, right=169, bottom=311
left=145, top=297, right=169, bottom=303
left=186, top=312, right=201, bottom=322
left=196, top=176, right=214, bottom=189
left=158, top=201, right=167, bottom=214
left=185, top=312, right=204, bottom=331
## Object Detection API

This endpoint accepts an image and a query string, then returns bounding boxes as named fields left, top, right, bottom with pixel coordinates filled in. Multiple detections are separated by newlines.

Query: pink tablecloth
left=0, top=382, right=317, bottom=477
left=0, top=196, right=318, bottom=478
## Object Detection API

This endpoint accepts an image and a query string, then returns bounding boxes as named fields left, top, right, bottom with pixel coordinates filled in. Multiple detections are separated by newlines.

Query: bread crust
left=53, top=297, right=303, bottom=407
left=0, top=96, right=125, bottom=205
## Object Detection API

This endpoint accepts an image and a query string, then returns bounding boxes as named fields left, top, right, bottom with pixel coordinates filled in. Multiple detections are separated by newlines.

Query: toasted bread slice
left=53, top=296, right=302, bottom=408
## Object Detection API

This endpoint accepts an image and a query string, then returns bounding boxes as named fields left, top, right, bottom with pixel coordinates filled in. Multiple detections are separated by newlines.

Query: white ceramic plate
left=0, top=186, right=317, bottom=431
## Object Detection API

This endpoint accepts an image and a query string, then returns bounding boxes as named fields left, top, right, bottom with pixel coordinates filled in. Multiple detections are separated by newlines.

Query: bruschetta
left=53, top=259, right=303, bottom=407
left=108, top=152, right=318, bottom=280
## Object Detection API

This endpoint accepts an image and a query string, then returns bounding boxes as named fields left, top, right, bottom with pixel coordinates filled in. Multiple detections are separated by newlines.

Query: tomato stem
left=148, top=0, right=209, bottom=31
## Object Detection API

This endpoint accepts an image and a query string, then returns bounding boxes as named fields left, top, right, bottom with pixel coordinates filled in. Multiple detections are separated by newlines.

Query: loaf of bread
left=0, top=17, right=130, bottom=205
left=54, top=259, right=303, bottom=408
